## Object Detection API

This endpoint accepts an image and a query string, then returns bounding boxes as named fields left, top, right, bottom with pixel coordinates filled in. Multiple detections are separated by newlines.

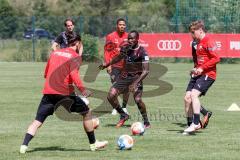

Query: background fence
left=0, top=0, right=239, bottom=62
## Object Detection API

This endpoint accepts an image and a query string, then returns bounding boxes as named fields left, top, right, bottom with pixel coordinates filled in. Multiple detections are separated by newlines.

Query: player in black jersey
left=99, top=30, right=150, bottom=128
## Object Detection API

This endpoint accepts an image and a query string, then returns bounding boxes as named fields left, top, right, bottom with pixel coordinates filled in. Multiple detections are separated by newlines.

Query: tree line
left=0, top=0, right=239, bottom=39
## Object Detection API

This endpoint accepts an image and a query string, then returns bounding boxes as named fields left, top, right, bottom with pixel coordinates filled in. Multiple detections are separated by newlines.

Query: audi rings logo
left=157, top=40, right=182, bottom=51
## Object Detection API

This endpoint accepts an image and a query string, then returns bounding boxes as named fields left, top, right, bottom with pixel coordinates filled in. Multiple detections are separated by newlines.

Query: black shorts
left=35, top=94, right=89, bottom=123
left=186, top=75, right=215, bottom=96
left=112, top=75, right=143, bottom=94
left=109, top=67, right=121, bottom=83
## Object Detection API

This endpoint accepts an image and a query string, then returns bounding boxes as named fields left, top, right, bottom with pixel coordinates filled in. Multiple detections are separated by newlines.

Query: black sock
left=122, top=102, right=127, bottom=108
left=86, top=131, right=96, bottom=144
left=193, top=114, right=200, bottom=125
left=115, top=105, right=127, bottom=115
left=137, top=104, right=149, bottom=123
left=200, top=106, right=208, bottom=116
left=22, top=133, right=34, bottom=146
left=187, top=117, right=193, bottom=126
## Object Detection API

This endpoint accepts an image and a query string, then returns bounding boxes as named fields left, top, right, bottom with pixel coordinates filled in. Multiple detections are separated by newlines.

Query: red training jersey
left=104, top=31, right=128, bottom=68
left=195, top=35, right=220, bottom=80
left=43, top=48, right=85, bottom=95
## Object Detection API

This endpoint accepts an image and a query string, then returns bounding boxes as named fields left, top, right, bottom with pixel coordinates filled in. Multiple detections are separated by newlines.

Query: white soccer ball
left=117, top=135, right=134, bottom=150
left=130, top=122, right=145, bottom=136
left=92, top=117, right=100, bottom=129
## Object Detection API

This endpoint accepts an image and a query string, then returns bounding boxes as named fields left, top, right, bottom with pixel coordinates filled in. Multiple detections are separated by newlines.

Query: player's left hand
left=129, top=83, right=137, bottom=92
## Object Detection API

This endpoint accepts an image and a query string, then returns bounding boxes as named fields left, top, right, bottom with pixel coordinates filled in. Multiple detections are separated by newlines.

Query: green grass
left=0, top=62, right=239, bottom=160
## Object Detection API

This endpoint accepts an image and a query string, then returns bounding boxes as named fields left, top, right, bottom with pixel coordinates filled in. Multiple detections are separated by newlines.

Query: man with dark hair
left=20, top=34, right=108, bottom=154
left=183, top=20, right=220, bottom=134
left=52, top=18, right=83, bottom=56
left=100, top=30, right=151, bottom=128
left=104, top=18, right=130, bottom=115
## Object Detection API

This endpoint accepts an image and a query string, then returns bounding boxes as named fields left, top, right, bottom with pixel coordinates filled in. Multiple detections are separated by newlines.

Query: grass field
left=0, top=62, right=239, bottom=160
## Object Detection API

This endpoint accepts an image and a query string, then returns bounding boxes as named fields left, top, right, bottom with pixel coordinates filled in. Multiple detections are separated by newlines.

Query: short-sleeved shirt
left=120, top=45, right=149, bottom=77
left=192, top=40, right=198, bottom=67
left=54, top=31, right=77, bottom=49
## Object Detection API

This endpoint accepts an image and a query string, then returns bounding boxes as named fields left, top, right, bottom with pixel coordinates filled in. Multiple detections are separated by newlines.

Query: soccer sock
left=137, top=103, right=149, bottom=123
left=122, top=102, right=127, bottom=108
left=22, top=133, right=34, bottom=146
left=115, top=105, right=127, bottom=115
left=187, top=117, right=193, bottom=126
left=86, top=131, right=96, bottom=144
left=193, top=114, right=200, bottom=125
left=200, top=105, right=208, bottom=116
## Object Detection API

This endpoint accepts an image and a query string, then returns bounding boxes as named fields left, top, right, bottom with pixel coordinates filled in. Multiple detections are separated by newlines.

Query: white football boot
left=184, top=123, right=201, bottom=133
left=20, top=145, right=28, bottom=154
left=90, top=140, right=108, bottom=151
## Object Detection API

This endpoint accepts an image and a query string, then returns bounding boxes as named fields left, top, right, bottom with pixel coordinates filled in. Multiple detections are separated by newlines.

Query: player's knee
left=190, top=92, right=199, bottom=100
left=31, top=120, right=43, bottom=129
left=107, top=90, right=117, bottom=101
left=184, top=95, right=191, bottom=104
left=134, top=97, right=142, bottom=104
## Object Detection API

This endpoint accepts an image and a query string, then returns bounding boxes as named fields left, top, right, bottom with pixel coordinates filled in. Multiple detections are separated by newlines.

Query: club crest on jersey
left=198, top=45, right=203, bottom=50
left=144, top=56, right=149, bottom=61
left=114, top=39, right=119, bottom=44
left=127, top=57, right=133, bottom=62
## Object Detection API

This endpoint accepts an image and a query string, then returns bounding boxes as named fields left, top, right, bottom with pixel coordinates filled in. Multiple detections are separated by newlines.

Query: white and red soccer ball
left=117, top=134, right=134, bottom=150
left=130, top=122, right=145, bottom=135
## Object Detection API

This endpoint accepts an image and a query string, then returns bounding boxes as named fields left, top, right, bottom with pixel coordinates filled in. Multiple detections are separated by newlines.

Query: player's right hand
left=98, top=63, right=107, bottom=70
left=82, top=89, right=93, bottom=97
left=106, top=66, right=112, bottom=73
left=190, top=68, right=197, bottom=77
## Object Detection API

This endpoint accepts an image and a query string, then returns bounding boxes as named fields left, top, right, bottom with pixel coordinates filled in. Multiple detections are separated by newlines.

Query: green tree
left=0, top=0, right=18, bottom=38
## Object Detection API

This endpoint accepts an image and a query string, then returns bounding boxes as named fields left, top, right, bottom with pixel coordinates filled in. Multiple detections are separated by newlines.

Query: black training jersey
left=54, top=31, right=77, bottom=49
left=192, top=40, right=198, bottom=67
left=120, top=45, right=149, bottom=76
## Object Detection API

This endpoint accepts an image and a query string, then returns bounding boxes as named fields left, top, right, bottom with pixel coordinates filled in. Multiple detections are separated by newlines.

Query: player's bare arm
left=51, top=42, right=59, bottom=51
left=99, top=53, right=124, bottom=70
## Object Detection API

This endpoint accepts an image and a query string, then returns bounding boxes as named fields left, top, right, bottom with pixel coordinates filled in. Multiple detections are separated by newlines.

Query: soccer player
left=52, top=18, right=83, bottom=56
left=20, top=34, right=108, bottom=154
left=184, top=39, right=213, bottom=129
left=99, top=30, right=151, bottom=128
left=104, top=18, right=129, bottom=115
left=184, top=20, right=220, bottom=133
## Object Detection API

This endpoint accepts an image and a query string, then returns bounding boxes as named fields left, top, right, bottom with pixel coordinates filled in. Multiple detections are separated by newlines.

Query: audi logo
left=157, top=40, right=182, bottom=51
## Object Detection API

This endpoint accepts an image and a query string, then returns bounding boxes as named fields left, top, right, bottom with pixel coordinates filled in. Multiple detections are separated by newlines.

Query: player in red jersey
left=104, top=18, right=130, bottom=115
left=184, top=39, right=213, bottom=130
left=100, top=30, right=150, bottom=128
left=20, top=34, right=108, bottom=154
left=184, top=20, right=220, bottom=134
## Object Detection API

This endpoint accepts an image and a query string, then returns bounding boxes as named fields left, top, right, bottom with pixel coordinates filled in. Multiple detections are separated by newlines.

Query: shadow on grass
left=172, top=122, right=186, bottom=128
left=104, top=124, right=131, bottom=128
left=28, top=146, right=92, bottom=152
left=169, top=123, right=204, bottom=135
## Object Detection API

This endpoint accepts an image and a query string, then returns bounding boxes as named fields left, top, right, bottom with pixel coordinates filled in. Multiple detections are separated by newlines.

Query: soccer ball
left=92, top=117, right=100, bottom=129
left=130, top=122, right=145, bottom=135
left=117, top=135, right=134, bottom=150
